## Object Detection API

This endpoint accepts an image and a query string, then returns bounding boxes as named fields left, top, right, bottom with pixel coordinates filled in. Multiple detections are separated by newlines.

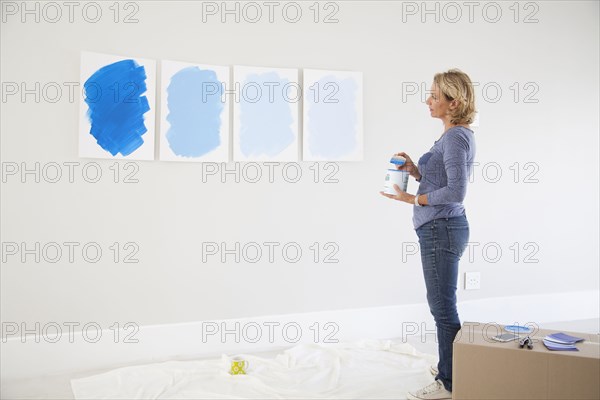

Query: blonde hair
left=433, top=69, right=476, bottom=125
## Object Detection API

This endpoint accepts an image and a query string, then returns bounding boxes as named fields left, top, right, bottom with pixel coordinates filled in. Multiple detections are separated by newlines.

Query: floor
left=2, top=318, right=598, bottom=400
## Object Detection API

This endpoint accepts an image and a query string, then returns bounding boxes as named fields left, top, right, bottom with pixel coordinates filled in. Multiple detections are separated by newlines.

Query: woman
left=381, top=69, right=476, bottom=400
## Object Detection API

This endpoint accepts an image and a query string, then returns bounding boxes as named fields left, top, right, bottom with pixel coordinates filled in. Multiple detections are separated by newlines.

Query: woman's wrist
left=414, top=193, right=428, bottom=206
left=414, top=194, right=421, bottom=207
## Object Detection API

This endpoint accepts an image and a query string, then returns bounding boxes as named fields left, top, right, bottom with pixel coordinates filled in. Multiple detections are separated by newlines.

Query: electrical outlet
left=464, top=272, right=481, bottom=290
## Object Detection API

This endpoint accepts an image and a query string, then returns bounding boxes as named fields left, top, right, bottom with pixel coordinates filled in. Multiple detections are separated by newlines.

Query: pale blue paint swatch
left=308, top=76, right=358, bottom=158
left=239, top=72, right=295, bottom=157
left=166, top=67, right=224, bottom=157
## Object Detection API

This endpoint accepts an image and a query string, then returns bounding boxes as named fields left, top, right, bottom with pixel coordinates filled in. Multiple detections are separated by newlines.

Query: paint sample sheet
left=303, top=69, right=363, bottom=161
left=79, top=51, right=156, bottom=160
left=160, top=60, right=230, bottom=162
left=233, top=65, right=299, bottom=162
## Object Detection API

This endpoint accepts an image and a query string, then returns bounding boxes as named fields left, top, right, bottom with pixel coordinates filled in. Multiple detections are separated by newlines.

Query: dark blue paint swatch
left=84, top=59, right=150, bottom=156
left=166, top=67, right=224, bottom=157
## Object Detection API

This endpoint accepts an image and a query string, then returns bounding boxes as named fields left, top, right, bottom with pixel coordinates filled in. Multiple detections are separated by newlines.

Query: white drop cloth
left=71, top=339, right=437, bottom=399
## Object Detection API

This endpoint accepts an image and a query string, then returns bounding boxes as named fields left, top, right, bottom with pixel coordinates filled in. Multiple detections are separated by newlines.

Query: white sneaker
left=430, top=365, right=438, bottom=376
left=407, top=380, right=452, bottom=400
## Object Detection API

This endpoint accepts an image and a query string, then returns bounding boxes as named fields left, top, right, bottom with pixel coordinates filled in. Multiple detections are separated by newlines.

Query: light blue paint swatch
left=166, top=67, right=224, bottom=157
left=308, top=76, right=358, bottom=158
left=239, top=72, right=295, bottom=157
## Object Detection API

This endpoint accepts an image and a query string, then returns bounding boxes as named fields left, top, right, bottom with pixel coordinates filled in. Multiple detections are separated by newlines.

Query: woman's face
left=426, top=83, right=453, bottom=120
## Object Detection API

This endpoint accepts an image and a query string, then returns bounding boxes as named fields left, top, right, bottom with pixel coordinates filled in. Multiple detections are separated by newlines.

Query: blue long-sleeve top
left=413, top=126, right=476, bottom=230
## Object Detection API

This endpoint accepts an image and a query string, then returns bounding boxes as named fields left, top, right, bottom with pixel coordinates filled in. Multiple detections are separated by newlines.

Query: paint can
left=383, top=169, right=409, bottom=194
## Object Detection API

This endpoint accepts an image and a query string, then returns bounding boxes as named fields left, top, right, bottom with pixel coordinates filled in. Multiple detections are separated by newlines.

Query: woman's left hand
left=380, top=184, right=412, bottom=203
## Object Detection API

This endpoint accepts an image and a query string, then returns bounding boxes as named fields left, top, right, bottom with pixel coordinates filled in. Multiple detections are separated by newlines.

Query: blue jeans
left=416, top=215, right=469, bottom=392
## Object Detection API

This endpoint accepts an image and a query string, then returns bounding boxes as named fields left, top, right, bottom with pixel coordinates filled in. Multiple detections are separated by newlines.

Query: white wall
left=1, top=1, right=598, bottom=334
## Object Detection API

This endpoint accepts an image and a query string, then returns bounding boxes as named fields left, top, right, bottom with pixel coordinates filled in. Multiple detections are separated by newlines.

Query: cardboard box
left=453, top=321, right=600, bottom=399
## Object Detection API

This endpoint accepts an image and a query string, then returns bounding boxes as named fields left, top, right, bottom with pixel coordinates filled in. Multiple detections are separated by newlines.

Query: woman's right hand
left=394, top=152, right=421, bottom=180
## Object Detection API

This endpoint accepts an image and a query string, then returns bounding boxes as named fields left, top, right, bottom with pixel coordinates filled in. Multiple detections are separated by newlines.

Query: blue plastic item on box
left=504, top=325, right=533, bottom=334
